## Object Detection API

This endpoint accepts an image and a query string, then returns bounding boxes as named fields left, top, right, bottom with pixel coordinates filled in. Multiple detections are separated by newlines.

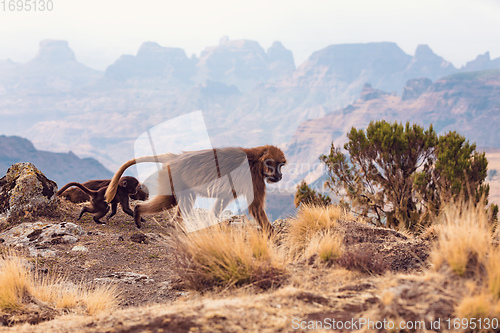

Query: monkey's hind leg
left=134, top=195, right=177, bottom=229
left=93, top=205, right=110, bottom=225
left=78, top=206, right=90, bottom=221
left=106, top=203, right=118, bottom=221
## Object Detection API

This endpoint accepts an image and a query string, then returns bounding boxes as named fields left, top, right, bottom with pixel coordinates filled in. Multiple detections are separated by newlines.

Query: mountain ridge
left=284, top=68, right=500, bottom=189
left=1, top=39, right=500, bottom=174
left=0, top=135, right=112, bottom=186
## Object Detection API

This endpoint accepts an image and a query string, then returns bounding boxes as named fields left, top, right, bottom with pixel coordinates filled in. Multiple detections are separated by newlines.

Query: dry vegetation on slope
left=1, top=201, right=500, bottom=332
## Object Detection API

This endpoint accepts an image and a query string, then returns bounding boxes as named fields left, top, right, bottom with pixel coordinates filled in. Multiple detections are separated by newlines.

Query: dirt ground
left=1, top=200, right=452, bottom=332
left=22, top=201, right=187, bottom=309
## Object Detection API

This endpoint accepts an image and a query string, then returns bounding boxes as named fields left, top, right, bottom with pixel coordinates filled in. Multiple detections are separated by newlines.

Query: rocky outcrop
left=267, top=41, right=296, bottom=80
left=462, top=51, right=500, bottom=72
left=359, top=83, right=393, bottom=101
left=403, top=44, right=456, bottom=81
left=105, top=41, right=196, bottom=82
left=401, top=77, right=432, bottom=101
left=0, top=39, right=102, bottom=93
left=32, top=40, right=76, bottom=64
left=0, top=221, right=84, bottom=257
left=94, top=272, right=154, bottom=285
left=195, top=38, right=271, bottom=92
left=0, top=163, right=57, bottom=223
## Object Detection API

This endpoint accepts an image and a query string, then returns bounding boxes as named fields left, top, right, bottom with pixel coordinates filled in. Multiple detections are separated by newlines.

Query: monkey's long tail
left=57, top=182, right=98, bottom=198
left=105, top=153, right=177, bottom=203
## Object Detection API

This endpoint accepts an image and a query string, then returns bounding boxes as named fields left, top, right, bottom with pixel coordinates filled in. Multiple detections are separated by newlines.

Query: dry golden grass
left=12, top=199, right=500, bottom=331
left=430, top=201, right=492, bottom=276
left=287, top=204, right=345, bottom=256
left=487, top=247, right=500, bottom=299
left=455, top=293, right=500, bottom=320
left=0, top=252, right=118, bottom=315
left=0, top=255, right=31, bottom=310
left=304, top=231, right=343, bottom=263
left=377, top=278, right=398, bottom=306
left=427, top=200, right=500, bottom=324
left=83, top=285, right=119, bottom=315
left=171, top=223, right=288, bottom=290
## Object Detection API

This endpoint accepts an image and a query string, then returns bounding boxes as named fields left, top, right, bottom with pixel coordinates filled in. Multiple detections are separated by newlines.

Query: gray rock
left=71, top=245, right=88, bottom=252
left=94, top=272, right=153, bottom=284
left=28, top=247, right=57, bottom=257
left=0, top=163, right=57, bottom=222
left=0, top=221, right=85, bottom=256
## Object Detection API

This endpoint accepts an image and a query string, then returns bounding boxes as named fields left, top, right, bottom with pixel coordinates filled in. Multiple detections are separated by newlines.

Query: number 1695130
left=1, top=0, right=53, bottom=11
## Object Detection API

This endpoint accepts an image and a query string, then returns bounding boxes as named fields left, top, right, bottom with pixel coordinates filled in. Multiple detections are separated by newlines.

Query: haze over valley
left=1, top=38, right=500, bottom=203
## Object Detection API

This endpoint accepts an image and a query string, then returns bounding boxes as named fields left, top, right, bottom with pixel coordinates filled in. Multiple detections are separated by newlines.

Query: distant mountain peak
left=461, top=51, right=500, bottom=72
left=479, top=51, right=491, bottom=60
left=0, top=135, right=112, bottom=185
left=219, top=36, right=230, bottom=45
left=196, top=38, right=270, bottom=91
left=136, top=41, right=188, bottom=60
left=412, top=44, right=453, bottom=69
left=269, top=41, right=285, bottom=50
left=267, top=41, right=296, bottom=78
left=414, top=44, right=435, bottom=58
left=33, top=40, right=76, bottom=64
left=137, top=41, right=163, bottom=52
left=105, top=41, right=193, bottom=81
left=267, top=41, right=292, bottom=61
left=402, top=44, right=456, bottom=81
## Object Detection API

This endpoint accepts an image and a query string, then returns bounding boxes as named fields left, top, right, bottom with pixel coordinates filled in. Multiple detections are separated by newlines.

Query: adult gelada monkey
left=105, top=145, right=286, bottom=234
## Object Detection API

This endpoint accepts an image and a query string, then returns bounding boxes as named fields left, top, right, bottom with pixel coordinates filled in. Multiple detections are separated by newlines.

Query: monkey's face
left=119, top=177, right=141, bottom=194
left=263, top=158, right=286, bottom=183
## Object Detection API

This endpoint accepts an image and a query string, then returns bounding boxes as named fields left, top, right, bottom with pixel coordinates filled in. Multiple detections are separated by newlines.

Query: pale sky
left=0, top=0, right=499, bottom=70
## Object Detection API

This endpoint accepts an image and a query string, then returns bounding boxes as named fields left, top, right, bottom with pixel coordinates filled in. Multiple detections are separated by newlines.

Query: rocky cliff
left=285, top=69, right=500, bottom=188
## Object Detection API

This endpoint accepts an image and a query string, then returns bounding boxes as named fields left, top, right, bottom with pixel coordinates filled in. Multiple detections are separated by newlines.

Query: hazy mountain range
left=1, top=38, right=500, bottom=186
left=0, top=135, right=112, bottom=186
left=285, top=71, right=500, bottom=186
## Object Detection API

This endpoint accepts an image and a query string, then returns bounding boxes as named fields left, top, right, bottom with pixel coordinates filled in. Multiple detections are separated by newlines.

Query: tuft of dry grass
left=304, top=231, right=343, bottom=263
left=0, top=252, right=118, bottom=316
left=83, top=285, right=119, bottom=315
left=487, top=247, right=500, bottom=299
left=455, top=293, right=499, bottom=320
left=430, top=201, right=492, bottom=276
left=171, top=223, right=288, bottom=290
left=287, top=205, right=344, bottom=256
left=0, top=255, right=31, bottom=310
left=427, top=200, right=500, bottom=324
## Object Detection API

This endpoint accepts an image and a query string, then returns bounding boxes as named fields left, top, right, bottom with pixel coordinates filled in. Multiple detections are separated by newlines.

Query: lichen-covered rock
left=0, top=163, right=57, bottom=223
left=0, top=221, right=85, bottom=257
left=94, top=272, right=153, bottom=285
